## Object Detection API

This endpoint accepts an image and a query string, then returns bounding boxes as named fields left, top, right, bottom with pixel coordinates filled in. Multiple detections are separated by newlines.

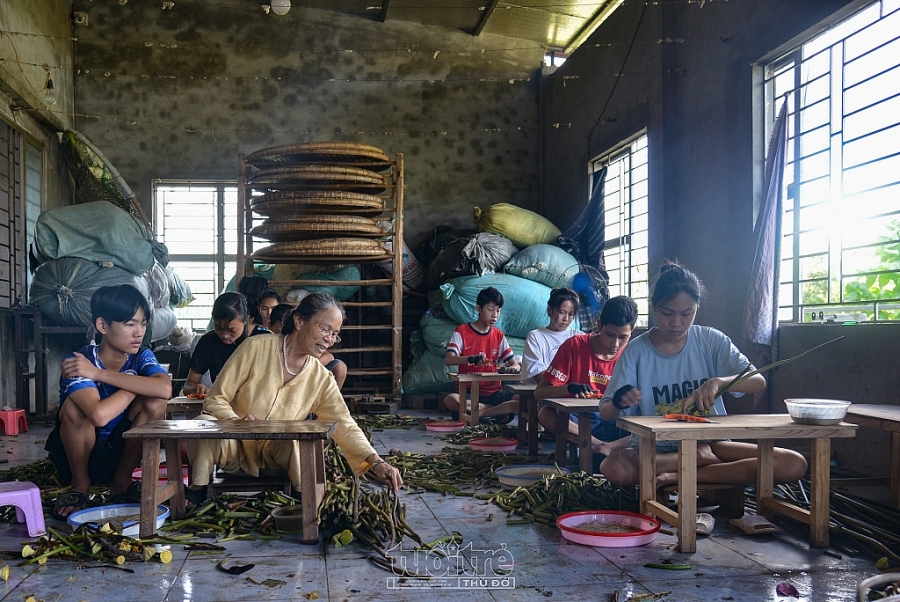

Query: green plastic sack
left=402, top=349, right=456, bottom=395
left=35, top=202, right=155, bottom=275
left=440, top=273, right=557, bottom=340
left=473, top=203, right=561, bottom=249
left=292, top=265, right=361, bottom=302
left=29, top=257, right=140, bottom=326
left=503, top=244, right=581, bottom=289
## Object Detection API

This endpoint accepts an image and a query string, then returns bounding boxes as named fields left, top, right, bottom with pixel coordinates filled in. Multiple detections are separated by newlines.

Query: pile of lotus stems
left=441, top=424, right=518, bottom=445
left=746, top=479, right=900, bottom=565
left=476, top=472, right=640, bottom=524
left=385, top=448, right=544, bottom=494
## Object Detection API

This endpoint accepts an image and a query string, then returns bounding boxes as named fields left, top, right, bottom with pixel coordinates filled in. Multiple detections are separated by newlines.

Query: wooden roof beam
left=474, top=0, right=502, bottom=36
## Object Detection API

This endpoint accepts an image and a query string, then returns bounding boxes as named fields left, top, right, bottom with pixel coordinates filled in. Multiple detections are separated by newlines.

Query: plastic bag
left=166, top=267, right=194, bottom=308
left=473, top=203, right=561, bottom=249
left=503, top=244, right=581, bottom=289
left=143, top=261, right=171, bottom=309
left=30, top=258, right=139, bottom=327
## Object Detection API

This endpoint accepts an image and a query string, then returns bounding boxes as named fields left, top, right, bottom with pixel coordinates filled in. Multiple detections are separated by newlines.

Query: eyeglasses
left=315, top=323, right=341, bottom=344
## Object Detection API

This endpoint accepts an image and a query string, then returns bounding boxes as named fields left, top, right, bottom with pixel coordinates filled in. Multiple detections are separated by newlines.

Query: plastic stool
left=0, top=409, right=27, bottom=435
left=0, top=481, right=46, bottom=536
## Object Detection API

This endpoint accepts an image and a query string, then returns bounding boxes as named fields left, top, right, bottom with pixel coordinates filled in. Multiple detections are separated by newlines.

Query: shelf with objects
left=235, top=143, right=405, bottom=405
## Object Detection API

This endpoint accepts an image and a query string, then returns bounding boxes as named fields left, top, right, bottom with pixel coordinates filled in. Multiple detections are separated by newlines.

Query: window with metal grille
left=764, top=0, right=900, bottom=323
left=590, top=132, right=649, bottom=327
left=153, top=181, right=238, bottom=331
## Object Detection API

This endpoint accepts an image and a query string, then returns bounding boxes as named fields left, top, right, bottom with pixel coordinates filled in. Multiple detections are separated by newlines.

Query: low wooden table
left=617, top=414, right=857, bottom=553
left=450, top=372, right=522, bottom=426
left=544, top=398, right=600, bottom=473
left=506, top=383, right=539, bottom=456
left=845, top=404, right=900, bottom=508
left=123, top=419, right=336, bottom=543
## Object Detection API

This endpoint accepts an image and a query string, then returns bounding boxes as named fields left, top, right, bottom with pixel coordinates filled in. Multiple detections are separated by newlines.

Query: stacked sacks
left=402, top=313, right=529, bottom=395
left=30, top=201, right=191, bottom=340
left=402, top=214, right=602, bottom=396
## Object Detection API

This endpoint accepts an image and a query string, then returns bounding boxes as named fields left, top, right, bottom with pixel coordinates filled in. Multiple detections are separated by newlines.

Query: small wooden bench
left=845, top=404, right=900, bottom=508
left=450, top=372, right=522, bottom=426
left=166, top=397, right=205, bottom=419
left=505, top=383, right=539, bottom=456
left=543, top=398, right=599, bottom=473
left=123, top=419, right=336, bottom=543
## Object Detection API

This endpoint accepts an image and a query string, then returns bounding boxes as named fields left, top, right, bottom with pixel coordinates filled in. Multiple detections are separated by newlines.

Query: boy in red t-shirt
left=534, top=296, right=637, bottom=467
left=444, top=287, right=520, bottom=423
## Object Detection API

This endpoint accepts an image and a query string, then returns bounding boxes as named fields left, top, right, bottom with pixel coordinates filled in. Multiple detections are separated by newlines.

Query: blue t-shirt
left=603, top=326, right=753, bottom=451
left=59, top=344, right=169, bottom=440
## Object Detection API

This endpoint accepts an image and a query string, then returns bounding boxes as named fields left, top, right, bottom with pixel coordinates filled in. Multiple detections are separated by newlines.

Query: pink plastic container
left=425, top=419, right=467, bottom=433
left=469, top=437, right=518, bottom=453
left=556, top=510, right=661, bottom=547
left=132, top=464, right=190, bottom=486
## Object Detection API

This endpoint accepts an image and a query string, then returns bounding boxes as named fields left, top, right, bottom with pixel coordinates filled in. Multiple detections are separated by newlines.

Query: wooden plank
left=756, top=439, right=774, bottom=520
left=760, top=497, right=811, bottom=523
left=846, top=404, right=900, bottom=433
left=644, top=499, right=678, bottom=526
left=678, top=439, right=698, bottom=553
left=809, top=438, right=831, bottom=547
left=638, top=435, right=655, bottom=516
left=618, top=415, right=857, bottom=440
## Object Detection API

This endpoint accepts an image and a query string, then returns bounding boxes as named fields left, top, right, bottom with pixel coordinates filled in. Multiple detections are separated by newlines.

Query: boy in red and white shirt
left=535, top=296, right=638, bottom=465
left=444, top=287, right=520, bottom=422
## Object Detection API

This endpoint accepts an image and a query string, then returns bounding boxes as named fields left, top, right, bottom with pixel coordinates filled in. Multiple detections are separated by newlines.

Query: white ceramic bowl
left=68, top=503, right=169, bottom=537
left=495, top=464, right=569, bottom=487
left=557, top=510, right=661, bottom=547
left=784, top=398, right=851, bottom=425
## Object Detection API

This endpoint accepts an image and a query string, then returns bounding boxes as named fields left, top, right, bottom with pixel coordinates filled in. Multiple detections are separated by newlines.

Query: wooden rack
left=235, top=154, right=404, bottom=403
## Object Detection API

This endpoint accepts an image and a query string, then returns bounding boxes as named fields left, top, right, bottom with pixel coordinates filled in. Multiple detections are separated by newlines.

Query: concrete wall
left=542, top=0, right=899, bottom=477
left=70, top=2, right=543, bottom=246
left=0, top=0, right=74, bottom=413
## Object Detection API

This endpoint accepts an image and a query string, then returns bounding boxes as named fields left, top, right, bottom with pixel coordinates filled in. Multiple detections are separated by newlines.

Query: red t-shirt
left=447, top=323, right=514, bottom=396
left=543, top=334, right=623, bottom=396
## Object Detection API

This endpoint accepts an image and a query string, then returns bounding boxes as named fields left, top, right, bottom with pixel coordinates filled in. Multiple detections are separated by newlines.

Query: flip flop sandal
left=184, top=487, right=209, bottom=508
left=52, top=491, right=90, bottom=521
left=696, top=512, right=716, bottom=536
left=111, top=480, right=143, bottom=504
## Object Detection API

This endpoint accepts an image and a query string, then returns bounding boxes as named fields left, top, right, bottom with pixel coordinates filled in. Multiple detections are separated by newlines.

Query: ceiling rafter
left=474, top=0, right=502, bottom=36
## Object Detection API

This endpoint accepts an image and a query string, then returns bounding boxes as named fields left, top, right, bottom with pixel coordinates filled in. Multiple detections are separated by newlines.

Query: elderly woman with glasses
left=184, top=293, right=402, bottom=504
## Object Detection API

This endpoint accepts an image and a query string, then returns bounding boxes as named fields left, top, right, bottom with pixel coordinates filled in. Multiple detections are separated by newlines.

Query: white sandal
left=696, top=512, right=716, bottom=536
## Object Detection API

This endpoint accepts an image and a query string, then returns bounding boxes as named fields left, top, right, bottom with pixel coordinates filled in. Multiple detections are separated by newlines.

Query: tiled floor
left=0, top=412, right=881, bottom=601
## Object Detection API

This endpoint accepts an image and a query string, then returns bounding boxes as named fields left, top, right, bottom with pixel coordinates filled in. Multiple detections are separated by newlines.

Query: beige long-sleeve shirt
left=202, top=334, right=376, bottom=478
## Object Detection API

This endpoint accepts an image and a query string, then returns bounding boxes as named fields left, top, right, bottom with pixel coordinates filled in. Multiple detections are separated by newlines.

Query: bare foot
left=697, top=443, right=721, bottom=467
left=656, top=472, right=678, bottom=488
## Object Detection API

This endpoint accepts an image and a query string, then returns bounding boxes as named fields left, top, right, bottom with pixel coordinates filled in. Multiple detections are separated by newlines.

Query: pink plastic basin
left=425, top=420, right=467, bottom=433
left=469, top=437, right=518, bottom=453
left=557, top=510, right=661, bottom=547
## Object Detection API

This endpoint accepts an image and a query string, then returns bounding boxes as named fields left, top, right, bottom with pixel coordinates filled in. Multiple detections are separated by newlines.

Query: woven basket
left=248, top=165, right=387, bottom=192
left=251, top=238, right=389, bottom=260
left=250, top=191, right=386, bottom=217
left=245, top=141, right=390, bottom=169
left=250, top=215, right=385, bottom=242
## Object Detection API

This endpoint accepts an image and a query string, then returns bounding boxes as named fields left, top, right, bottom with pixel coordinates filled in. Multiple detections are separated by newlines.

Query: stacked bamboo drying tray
left=243, top=142, right=394, bottom=261
left=236, top=141, right=406, bottom=402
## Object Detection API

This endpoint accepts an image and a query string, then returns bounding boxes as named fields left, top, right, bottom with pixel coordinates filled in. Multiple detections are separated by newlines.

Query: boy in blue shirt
left=45, top=284, right=171, bottom=520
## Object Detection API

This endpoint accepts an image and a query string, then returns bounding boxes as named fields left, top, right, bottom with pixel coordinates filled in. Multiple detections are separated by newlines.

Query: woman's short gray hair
left=281, top=293, right=346, bottom=335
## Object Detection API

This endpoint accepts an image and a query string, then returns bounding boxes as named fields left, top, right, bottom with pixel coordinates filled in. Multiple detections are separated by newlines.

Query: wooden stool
left=506, top=383, right=539, bottom=456
left=0, top=409, right=28, bottom=435
left=207, top=472, right=293, bottom=499
left=544, top=398, right=598, bottom=473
